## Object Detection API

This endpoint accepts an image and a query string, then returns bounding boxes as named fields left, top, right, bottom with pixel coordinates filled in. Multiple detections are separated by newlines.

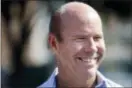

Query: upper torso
left=37, top=68, right=123, bottom=88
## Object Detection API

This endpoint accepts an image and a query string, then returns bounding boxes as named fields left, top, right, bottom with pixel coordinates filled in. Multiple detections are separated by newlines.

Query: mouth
left=77, top=57, right=97, bottom=62
left=76, top=56, right=98, bottom=69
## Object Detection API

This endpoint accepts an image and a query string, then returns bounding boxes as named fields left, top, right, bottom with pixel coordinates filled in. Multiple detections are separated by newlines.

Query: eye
left=78, top=37, right=86, bottom=40
left=93, top=35, right=102, bottom=41
left=74, top=37, right=87, bottom=42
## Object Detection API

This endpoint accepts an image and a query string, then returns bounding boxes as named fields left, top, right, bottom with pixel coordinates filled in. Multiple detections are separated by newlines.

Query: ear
left=48, top=33, right=59, bottom=53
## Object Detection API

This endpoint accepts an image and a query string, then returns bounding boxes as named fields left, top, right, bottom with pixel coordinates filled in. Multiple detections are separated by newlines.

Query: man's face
left=50, top=11, right=106, bottom=81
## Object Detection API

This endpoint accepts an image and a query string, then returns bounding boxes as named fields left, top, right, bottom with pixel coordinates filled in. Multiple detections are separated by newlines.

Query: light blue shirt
left=38, top=68, right=123, bottom=88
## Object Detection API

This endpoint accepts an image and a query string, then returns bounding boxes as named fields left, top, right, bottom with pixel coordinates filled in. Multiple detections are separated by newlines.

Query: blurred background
left=1, top=0, right=132, bottom=88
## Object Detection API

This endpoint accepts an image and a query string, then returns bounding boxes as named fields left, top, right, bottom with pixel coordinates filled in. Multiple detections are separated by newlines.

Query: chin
left=82, top=66, right=97, bottom=79
left=88, top=67, right=97, bottom=74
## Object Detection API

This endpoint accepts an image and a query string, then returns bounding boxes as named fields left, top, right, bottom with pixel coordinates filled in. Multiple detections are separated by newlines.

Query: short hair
left=49, top=12, right=63, bottom=42
left=49, top=2, right=69, bottom=42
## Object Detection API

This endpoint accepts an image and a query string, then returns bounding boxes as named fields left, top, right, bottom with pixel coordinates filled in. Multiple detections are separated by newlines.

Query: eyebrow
left=72, top=34, right=89, bottom=38
left=72, top=33, right=103, bottom=38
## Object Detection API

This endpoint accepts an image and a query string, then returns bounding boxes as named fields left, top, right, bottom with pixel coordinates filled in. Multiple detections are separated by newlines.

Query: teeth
left=78, top=57, right=89, bottom=62
left=77, top=54, right=98, bottom=61
left=78, top=57, right=96, bottom=62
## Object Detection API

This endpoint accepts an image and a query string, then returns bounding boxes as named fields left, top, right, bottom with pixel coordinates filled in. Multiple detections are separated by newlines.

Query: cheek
left=97, top=41, right=106, bottom=56
left=56, top=45, right=76, bottom=68
left=59, top=42, right=83, bottom=60
left=95, top=42, right=105, bottom=65
left=57, top=44, right=73, bottom=61
left=68, top=42, right=84, bottom=56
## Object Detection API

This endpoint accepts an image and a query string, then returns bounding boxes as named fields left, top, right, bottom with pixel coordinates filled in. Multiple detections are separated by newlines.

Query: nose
left=84, top=38, right=97, bottom=53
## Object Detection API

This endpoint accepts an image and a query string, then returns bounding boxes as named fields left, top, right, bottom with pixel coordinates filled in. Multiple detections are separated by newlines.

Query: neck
left=56, top=72, right=97, bottom=88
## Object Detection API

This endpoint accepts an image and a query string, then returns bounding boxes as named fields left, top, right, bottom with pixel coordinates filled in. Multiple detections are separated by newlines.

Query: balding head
left=49, top=1, right=102, bottom=42
left=49, top=2, right=105, bottom=87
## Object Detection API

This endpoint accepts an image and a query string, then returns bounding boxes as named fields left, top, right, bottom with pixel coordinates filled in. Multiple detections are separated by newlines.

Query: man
left=38, top=1, right=122, bottom=88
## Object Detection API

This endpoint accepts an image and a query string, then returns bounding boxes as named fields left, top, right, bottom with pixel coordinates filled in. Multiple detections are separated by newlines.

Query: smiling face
left=49, top=2, right=106, bottom=86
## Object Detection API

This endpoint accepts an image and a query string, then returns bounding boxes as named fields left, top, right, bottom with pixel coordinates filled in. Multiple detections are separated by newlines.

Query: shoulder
left=105, top=78, right=123, bottom=87
left=37, top=68, right=58, bottom=88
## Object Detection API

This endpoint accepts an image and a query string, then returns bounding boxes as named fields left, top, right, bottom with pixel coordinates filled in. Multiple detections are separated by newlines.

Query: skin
left=49, top=2, right=106, bottom=88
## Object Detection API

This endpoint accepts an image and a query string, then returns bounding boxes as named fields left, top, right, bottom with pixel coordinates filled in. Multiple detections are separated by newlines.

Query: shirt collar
left=38, top=68, right=106, bottom=88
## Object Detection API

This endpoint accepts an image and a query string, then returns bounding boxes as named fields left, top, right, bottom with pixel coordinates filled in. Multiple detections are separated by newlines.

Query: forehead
left=60, top=12, right=103, bottom=37
left=62, top=24, right=103, bottom=39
